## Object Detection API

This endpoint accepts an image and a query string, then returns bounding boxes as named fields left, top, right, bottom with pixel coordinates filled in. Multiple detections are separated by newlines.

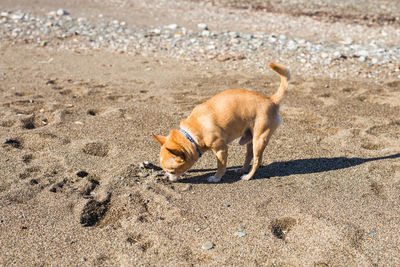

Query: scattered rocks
left=201, top=241, right=214, bottom=250
left=0, top=10, right=399, bottom=77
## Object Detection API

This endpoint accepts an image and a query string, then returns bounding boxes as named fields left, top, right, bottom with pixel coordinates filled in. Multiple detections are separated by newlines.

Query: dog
left=153, top=62, right=290, bottom=182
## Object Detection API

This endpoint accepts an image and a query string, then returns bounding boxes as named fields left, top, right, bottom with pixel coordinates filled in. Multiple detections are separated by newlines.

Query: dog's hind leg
left=241, top=129, right=273, bottom=180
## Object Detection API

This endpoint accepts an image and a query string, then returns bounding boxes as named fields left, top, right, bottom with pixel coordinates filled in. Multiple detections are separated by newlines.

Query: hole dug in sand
left=80, top=193, right=111, bottom=227
left=270, top=217, right=297, bottom=240
left=87, top=109, right=97, bottom=116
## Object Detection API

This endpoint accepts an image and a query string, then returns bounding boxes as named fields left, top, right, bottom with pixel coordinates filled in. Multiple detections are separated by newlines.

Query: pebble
left=201, top=241, right=214, bottom=250
left=167, top=24, right=179, bottom=30
left=234, top=231, right=246, bottom=237
left=56, top=9, right=69, bottom=16
left=341, top=37, right=354, bottom=45
left=222, top=203, right=230, bottom=207
left=197, top=23, right=208, bottom=30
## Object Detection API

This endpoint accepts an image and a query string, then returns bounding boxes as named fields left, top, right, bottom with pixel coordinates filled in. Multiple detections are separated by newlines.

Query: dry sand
left=1, top=0, right=400, bottom=266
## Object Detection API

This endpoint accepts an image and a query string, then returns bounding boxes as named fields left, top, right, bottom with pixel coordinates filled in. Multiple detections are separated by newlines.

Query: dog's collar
left=179, top=129, right=202, bottom=158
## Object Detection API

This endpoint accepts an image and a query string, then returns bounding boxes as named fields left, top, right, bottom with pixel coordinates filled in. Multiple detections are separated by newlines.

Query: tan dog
left=153, top=63, right=290, bottom=182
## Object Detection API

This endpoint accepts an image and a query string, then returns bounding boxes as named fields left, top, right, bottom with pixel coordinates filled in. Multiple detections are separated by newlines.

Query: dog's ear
left=152, top=134, right=166, bottom=146
left=166, top=148, right=186, bottom=161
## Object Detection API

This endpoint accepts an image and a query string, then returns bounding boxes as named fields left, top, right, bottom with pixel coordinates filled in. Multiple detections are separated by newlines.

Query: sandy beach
left=1, top=0, right=400, bottom=266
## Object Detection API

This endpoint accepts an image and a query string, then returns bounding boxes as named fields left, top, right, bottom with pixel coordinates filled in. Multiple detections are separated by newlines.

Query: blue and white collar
left=180, top=129, right=202, bottom=158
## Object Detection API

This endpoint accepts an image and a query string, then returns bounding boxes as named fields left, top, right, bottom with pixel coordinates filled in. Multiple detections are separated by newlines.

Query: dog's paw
left=164, top=173, right=178, bottom=182
left=168, top=176, right=178, bottom=182
left=240, top=174, right=252, bottom=181
left=207, top=175, right=221, bottom=183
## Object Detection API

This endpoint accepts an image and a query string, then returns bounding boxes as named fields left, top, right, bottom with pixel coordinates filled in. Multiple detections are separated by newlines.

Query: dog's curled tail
left=269, top=62, right=290, bottom=105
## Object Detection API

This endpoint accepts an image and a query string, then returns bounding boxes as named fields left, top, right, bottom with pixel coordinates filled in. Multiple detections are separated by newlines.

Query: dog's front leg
left=208, top=146, right=228, bottom=183
left=236, top=142, right=253, bottom=174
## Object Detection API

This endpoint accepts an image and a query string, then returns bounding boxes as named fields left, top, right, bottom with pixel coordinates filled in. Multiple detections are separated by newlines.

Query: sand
left=1, top=0, right=400, bottom=266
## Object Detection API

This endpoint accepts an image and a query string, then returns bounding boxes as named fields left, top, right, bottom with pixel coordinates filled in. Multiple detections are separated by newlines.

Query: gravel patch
left=1, top=9, right=399, bottom=80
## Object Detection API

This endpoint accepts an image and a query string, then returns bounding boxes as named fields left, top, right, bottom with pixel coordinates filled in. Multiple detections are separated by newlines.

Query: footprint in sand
left=82, top=142, right=109, bottom=157
left=366, top=121, right=400, bottom=139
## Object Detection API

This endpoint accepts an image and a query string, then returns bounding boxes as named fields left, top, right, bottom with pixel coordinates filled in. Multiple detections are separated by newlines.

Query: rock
left=223, top=204, right=230, bottom=207
left=333, top=51, right=343, bottom=59
left=321, top=52, right=329, bottom=59
left=234, top=231, right=246, bottom=237
left=268, top=35, right=277, bottom=43
left=197, top=23, right=208, bottom=30
left=166, top=24, right=179, bottom=30
left=357, top=50, right=369, bottom=57
left=342, top=37, right=354, bottom=45
left=201, top=241, right=214, bottom=250
left=201, top=30, right=211, bottom=37
left=56, top=9, right=69, bottom=16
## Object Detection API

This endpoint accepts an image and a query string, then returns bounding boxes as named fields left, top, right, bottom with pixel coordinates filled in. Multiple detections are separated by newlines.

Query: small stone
left=201, top=30, right=211, bottom=37
left=268, top=36, right=277, bottom=43
left=223, top=204, right=230, bottom=207
left=197, top=23, right=208, bottom=30
left=56, top=9, right=69, bottom=16
left=234, top=231, right=246, bottom=237
left=357, top=50, right=369, bottom=57
left=359, top=56, right=366, bottom=62
left=166, top=24, right=179, bottom=30
left=201, top=241, right=214, bottom=250
left=342, top=37, right=354, bottom=45
left=333, top=51, right=342, bottom=59
left=150, top=28, right=161, bottom=35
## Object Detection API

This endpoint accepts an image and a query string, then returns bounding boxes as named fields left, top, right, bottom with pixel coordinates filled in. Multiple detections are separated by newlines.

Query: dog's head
left=152, top=130, right=196, bottom=181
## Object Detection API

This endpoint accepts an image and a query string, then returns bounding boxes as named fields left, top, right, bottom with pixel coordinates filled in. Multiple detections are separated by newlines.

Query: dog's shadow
left=181, top=153, right=400, bottom=184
